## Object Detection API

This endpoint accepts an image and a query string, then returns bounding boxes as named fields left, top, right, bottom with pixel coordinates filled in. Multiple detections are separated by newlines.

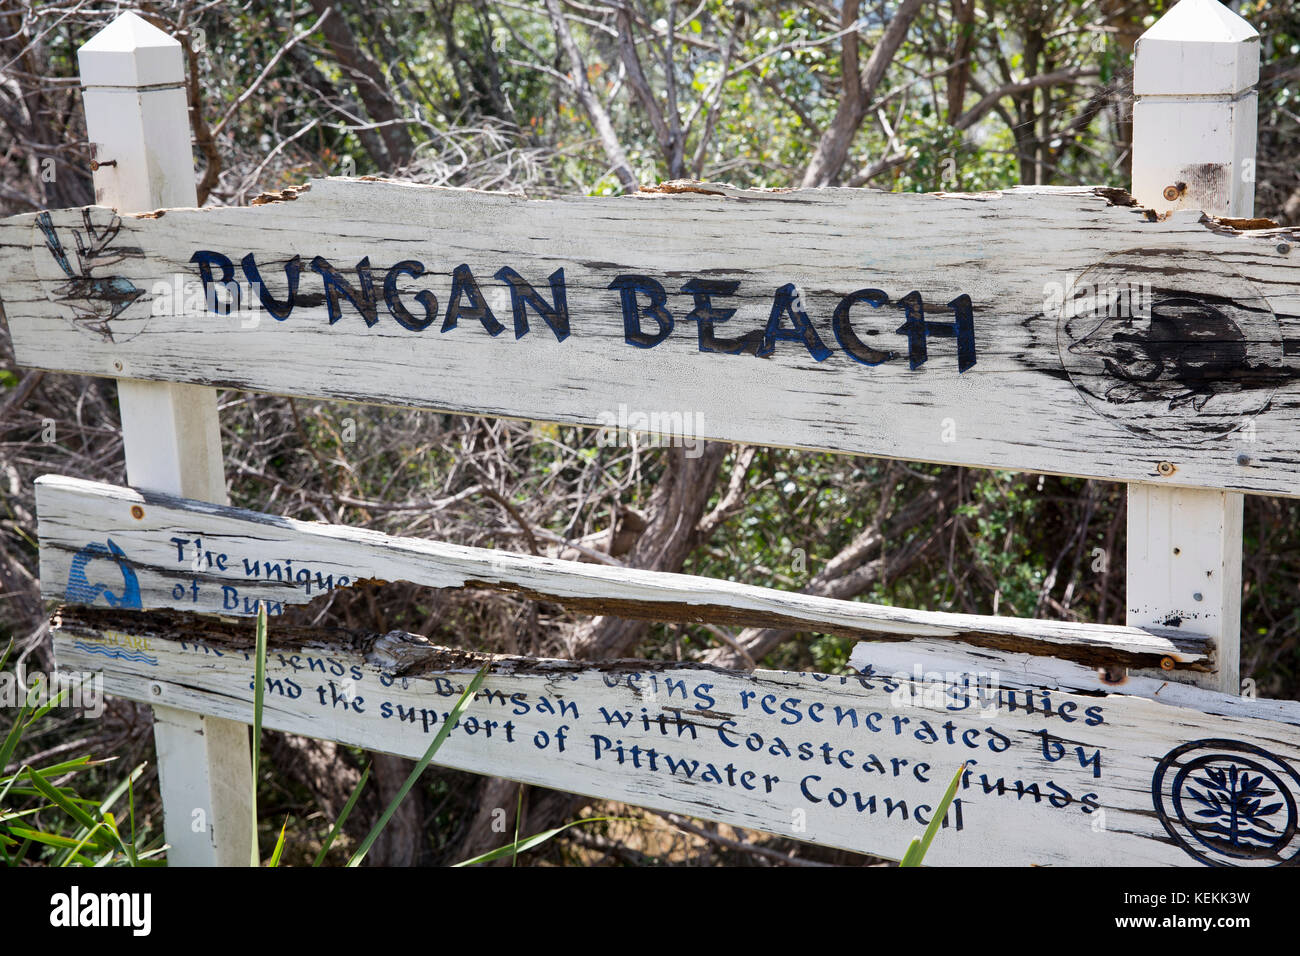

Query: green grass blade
left=0, top=685, right=32, bottom=773
left=8, top=824, right=100, bottom=858
left=24, top=678, right=73, bottom=726
left=453, top=816, right=632, bottom=867
left=512, top=784, right=522, bottom=867
left=269, top=815, right=290, bottom=867
left=60, top=821, right=113, bottom=866
left=19, top=755, right=96, bottom=778
left=97, top=762, right=146, bottom=817
left=251, top=602, right=268, bottom=867
left=898, top=837, right=924, bottom=867
left=0, top=806, right=49, bottom=823
left=25, top=768, right=100, bottom=833
left=347, top=663, right=490, bottom=868
left=54, top=764, right=145, bottom=867
left=312, top=762, right=371, bottom=867
left=128, top=769, right=138, bottom=867
left=0, top=763, right=31, bottom=805
left=899, top=761, right=969, bottom=867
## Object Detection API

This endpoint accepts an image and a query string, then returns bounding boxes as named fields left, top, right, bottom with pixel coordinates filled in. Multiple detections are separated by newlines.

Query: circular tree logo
left=1152, top=739, right=1300, bottom=866
left=1055, top=250, right=1283, bottom=442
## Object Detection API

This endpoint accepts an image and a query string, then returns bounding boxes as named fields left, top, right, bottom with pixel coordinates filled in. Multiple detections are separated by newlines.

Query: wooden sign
left=35, top=473, right=1300, bottom=866
left=3, top=180, right=1299, bottom=496
left=52, top=604, right=1300, bottom=867
left=34, top=475, right=1211, bottom=670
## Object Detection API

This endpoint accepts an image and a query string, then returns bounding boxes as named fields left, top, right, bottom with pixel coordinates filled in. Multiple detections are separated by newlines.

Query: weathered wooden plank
left=35, top=474, right=1211, bottom=669
left=53, top=605, right=1300, bottom=866
left=3, top=180, right=1299, bottom=495
left=849, top=639, right=1300, bottom=727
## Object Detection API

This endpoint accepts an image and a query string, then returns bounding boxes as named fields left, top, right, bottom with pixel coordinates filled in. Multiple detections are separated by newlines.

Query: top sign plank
left=2, top=179, right=1298, bottom=495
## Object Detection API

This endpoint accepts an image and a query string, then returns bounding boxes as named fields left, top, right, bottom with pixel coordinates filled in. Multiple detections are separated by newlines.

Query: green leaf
left=453, top=816, right=633, bottom=867
left=251, top=602, right=268, bottom=867
left=347, top=662, right=490, bottom=867
left=25, top=767, right=102, bottom=834
left=7, top=824, right=99, bottom=860
left=312, top=763, right=371, bottom=867
left=899, top=761, right=968, bottom=867
left=898, top=836, right=924, bottom=867
left=0, top=680, right=32, bottom=773
left=268, top=815, right=290, bottom=867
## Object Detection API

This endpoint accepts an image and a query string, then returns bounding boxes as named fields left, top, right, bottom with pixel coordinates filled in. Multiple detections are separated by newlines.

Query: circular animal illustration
left=1056, top=251, right=1282, bottom=441
left=1152, top=739, right=1300, bottom=866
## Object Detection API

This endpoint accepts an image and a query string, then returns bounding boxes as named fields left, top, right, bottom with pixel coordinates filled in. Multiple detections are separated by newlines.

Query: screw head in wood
left=1163, top=185, right=1180, bottom=201
left=1160, top=656, right=1176, bottom=671
left=131, top=505, right=144, bottom=519
left=1278, top=243, right=1292, bottom=255
left=1156, top=460, right=1176, bottom=477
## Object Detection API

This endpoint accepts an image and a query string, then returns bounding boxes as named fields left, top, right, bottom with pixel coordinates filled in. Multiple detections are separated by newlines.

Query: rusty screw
left=1160, top=656, right=1176, bottom=671
left=130, top=505, right=145, bottom=520
left=1162, top=182, right=1187, bottom=202
left=1156, top=460, right=1176, bottom=477
left=90, top=159, right=117, bottom=171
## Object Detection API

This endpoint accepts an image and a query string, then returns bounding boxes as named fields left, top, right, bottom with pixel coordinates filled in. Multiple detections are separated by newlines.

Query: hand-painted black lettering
left=759, top=284, right=832, bottom=361
left=495, top=266, right=570, bottom=341
left=240, top=253, right=300, bottom=321
left=895, top=290, right=977, bottom=371
left=383, top=260, right=438, bottom=331
left=832, top=288, right=896, bottom=365
left=310, top=255, right=378, bottom=327
left=442, top=264, right=505, bottom=335
left=680, top=277, right=763, bottom=355
left=190, top=250, right=240, bottom=315
left=609, top=274, right=673, bottom=348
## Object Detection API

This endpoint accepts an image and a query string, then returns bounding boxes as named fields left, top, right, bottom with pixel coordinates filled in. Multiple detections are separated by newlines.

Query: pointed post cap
left=78, top=11, right=185, bottom=89
left=1134, top=0, right=1259, bottom=96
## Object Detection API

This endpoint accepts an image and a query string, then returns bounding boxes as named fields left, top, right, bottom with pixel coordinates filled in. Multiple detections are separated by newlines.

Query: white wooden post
left=1128, top=0, right=1259, bottom=693
left=78, top=12, right=254, bottom=866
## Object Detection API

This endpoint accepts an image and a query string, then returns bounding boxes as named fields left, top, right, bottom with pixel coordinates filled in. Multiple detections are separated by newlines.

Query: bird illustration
left=65, top=539, right=143, bottom=609
left=1066, top=295, right=1282, bottom=412
left=36, top=209, right=143, bottom=341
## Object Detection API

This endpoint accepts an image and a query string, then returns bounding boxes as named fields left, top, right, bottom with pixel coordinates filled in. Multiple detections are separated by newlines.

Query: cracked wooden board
left=3, top=179, right=1299, bottom=495
left=52, top=604, right=1300, bottom=866
left=35, top=474, right=1211, bottom=669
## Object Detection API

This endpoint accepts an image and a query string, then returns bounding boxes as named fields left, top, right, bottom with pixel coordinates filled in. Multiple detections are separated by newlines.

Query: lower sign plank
left=55, top=607, right=1300, bottom=866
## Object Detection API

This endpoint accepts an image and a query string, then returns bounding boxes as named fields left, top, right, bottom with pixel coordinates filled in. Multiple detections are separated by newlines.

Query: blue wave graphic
left=72, top=641, right=158, bottom=667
